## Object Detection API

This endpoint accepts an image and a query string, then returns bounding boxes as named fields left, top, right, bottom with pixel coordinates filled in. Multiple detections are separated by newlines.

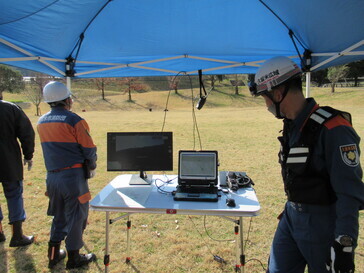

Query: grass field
left=1, top=85, right=363, bottom=272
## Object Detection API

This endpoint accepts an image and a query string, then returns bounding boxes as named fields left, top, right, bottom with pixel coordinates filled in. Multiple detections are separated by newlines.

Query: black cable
left=186, top=74, right=203, bottom=150
left=161, top=72, right=203, bottom=150
left=0, top=0, right=61, bottom=26
left=203, top=215, right=234, bottom=242
left=154, top=176, right=177, bottom=195
left=189, top=215, right=268, bottom=270
left=258, top=0, right=307, bottom=50
left=244, top=217, right=253, bottom=250
left=289, top=30, right=305, bottom=70
left=161, top=72, right=184, bottom=132
left=245, top=258, right=267, bottom=271
left=258, top=0, right=309, bottom=67
left=243, top=216, right=267, bottom=271
left=161, top=89, right=172, bottom=132
left=187, top=215, right=223, bottom=263
left=68, top=0, right=113, bottom=58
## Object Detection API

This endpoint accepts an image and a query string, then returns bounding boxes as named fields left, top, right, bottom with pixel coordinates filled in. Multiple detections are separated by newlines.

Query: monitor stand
left=129, top=171, right=153, bottom=185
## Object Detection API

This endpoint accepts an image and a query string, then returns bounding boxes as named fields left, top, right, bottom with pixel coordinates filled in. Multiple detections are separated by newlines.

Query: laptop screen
left=178, top=150, right=218, bottom=186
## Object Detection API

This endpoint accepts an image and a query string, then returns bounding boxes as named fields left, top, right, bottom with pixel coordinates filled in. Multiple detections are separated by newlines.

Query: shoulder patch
left=340, top=144, right=359, bottom=167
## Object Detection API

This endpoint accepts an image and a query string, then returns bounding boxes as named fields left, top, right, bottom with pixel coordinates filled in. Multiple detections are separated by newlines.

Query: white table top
left=90, top=174, right=260, bottom=217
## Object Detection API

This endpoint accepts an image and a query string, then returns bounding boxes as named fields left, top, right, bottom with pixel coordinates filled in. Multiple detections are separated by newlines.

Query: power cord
left=187, top=215, right=227, bottom=265
left=201, top=214, right=267, bottom=271
left=203, top=215, right=234, bottom=242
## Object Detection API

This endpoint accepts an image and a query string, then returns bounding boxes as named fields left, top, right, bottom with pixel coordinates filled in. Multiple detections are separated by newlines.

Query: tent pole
left=305, top=72, right=311, bottom=98
left=66, top=77, right=72, bottom=91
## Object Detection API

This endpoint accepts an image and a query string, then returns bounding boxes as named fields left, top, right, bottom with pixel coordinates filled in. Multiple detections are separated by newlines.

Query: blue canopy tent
left=0, top=0, right=364, bottom=96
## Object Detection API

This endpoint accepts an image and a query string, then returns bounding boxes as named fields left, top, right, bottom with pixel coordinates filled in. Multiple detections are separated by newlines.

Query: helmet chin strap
left=268, top=84, right=290, bottom=119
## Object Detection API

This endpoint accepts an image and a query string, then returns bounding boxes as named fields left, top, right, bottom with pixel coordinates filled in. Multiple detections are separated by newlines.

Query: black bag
left=83, top=160, right=91, bottom=179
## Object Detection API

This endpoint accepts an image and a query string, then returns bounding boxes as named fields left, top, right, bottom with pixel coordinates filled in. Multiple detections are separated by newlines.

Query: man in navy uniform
left=250, top=56, right=364, bottom=273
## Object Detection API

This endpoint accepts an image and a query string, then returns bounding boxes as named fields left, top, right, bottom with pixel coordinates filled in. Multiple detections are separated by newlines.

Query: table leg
left=126, top=215, right=131, bottom=263
left=235, top=225, right=240, bottom=272
left=234, top=217, right=245, bottom=272
left=104, top=212, right=110, bottom=273
left=239, top=216, right=245, bottom=273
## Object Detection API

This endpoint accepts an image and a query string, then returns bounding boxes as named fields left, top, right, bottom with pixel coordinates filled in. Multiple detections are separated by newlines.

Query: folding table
left=90, top=173, right=260, bottom=272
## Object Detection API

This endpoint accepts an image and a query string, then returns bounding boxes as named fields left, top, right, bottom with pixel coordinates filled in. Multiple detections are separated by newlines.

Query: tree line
left=1, top=60, right=363, bottom=115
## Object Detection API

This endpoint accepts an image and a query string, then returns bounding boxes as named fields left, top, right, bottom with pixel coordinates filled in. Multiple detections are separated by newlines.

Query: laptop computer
left=174, top=150, right=219, bottom=202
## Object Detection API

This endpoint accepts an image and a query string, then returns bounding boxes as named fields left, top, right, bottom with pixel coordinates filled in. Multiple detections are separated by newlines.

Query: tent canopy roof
left=0, top=0, right=363, bottom=78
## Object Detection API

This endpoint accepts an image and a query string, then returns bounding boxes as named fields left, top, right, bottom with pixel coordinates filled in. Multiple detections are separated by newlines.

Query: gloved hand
left=23, top=159, right=33, bottom=171
left=326, top=240, right=355, bottom=273
left=89, top=169, right=96, bottom=178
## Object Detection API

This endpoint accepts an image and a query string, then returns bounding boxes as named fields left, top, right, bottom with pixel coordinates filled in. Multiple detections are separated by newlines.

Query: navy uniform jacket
left=0, top=99, right=35, bottom=182
left=284, top=98, right=364, bottom=242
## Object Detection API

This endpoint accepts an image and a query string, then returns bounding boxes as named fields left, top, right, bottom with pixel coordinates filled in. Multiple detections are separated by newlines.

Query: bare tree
left=230, top=74, right=243, bottom=95
left=93, top=78, right=111, bottom=100
left=24, top=75, right=53, bottom=116
left=117, top=77, right=148, bottom=101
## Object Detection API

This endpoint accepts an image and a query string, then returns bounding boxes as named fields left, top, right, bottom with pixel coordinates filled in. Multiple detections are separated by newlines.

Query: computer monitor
left=107, top=132, right=173, bottom=184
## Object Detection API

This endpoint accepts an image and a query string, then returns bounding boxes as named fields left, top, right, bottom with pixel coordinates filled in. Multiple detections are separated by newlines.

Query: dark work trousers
left=0, top=180, right=26, bottom=224
left=46, top=168, right=89, bottom=251
left=267, top=201, right=335, bottom=273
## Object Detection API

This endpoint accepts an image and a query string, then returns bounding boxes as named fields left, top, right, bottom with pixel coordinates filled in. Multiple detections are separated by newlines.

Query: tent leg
left=305, top=72, right=311, bottom=98
left=66, top=77, right=71, bottom=91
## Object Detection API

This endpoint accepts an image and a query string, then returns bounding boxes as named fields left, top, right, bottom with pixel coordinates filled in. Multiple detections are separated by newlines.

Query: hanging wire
left=161, top=72, right=203, bottom=150
left=161, top=72, right=184, bottom=132
left=187, top=74, right=203, bottom=150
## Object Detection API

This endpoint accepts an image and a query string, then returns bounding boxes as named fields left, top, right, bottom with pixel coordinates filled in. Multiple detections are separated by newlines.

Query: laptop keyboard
left=173, top=186, right=219, bottom=202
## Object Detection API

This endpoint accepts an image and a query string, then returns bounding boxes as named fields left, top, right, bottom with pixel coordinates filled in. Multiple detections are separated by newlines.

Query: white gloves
left=23, top=159, right=33, bottom=171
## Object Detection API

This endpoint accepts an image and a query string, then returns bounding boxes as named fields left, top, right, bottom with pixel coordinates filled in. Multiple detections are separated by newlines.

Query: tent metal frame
left=1, top=36, right=363, bottom=97
left=1, top=36, right=363, bottom=76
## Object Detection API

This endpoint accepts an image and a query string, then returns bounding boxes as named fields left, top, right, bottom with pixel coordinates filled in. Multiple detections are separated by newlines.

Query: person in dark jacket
left=249, top=56, right=364, bottom=273
left=0, top=91, right=35, bottom=247
left=37, top=81, right=97, bottom=269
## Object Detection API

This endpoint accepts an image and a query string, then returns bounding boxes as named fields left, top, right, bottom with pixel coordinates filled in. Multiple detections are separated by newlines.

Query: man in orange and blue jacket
left=37, top=81, right=97, bottom=269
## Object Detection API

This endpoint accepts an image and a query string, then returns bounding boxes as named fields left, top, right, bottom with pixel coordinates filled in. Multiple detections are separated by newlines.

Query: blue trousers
left=268, top=202, right=335, bottom=273
left=0, top=180, right=26, bottom=224
left=46, top=168, right=90, bottom=251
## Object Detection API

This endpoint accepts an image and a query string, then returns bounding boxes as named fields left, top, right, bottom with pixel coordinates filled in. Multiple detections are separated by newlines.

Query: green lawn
left=1, top=86, right=363, bottom=272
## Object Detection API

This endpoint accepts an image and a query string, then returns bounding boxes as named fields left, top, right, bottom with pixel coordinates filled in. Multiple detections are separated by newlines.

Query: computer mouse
left=226, top=198, right=236, bottom=207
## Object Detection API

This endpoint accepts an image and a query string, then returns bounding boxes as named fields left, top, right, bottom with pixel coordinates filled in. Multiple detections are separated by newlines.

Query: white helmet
left=43, top=81, right=72, bottom=103
left=250, top=56, right=302, bottom=96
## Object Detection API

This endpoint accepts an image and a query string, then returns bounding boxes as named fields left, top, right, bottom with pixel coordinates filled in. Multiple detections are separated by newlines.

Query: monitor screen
left=107, top=132, right=173, bottom=172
